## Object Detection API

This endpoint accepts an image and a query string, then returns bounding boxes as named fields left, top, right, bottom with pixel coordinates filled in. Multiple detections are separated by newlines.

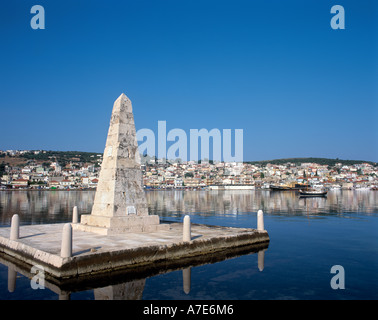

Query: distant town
left=1, top=150, right=377, bottom=191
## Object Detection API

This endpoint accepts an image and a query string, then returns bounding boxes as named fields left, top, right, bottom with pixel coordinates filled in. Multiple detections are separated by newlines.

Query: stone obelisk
left=75, top=93, right=168, bottom=235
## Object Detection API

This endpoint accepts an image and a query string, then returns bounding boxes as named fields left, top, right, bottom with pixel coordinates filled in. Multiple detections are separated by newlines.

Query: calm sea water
left=0, top=189, right=377, bottom=300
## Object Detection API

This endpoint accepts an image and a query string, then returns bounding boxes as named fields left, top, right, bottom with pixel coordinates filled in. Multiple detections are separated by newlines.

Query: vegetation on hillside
left=2, top=150, right=377, bottom=169
left=245, top=157, right=377, bottom=167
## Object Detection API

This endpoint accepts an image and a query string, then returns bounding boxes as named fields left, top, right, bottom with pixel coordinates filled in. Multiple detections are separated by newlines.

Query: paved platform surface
left=0, top=222, right=257, bottom=257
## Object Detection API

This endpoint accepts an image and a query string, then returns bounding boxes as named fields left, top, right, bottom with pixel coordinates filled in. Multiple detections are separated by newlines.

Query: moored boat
left=270, top=182, right=310, bottom=191
left=270, top=185, right=294, bottom=191
left=299, top=189, right=327, bottom=197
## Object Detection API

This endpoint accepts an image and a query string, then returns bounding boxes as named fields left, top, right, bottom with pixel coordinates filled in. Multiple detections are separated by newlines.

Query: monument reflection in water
left=0, top=189, right=377, bottom=299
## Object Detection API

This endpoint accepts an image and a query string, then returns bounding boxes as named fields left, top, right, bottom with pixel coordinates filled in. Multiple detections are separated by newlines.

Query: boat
left=270, top=182, right=310, bottom=191
left=299, top=189, right=327, bottom=197
left=270, top=184, right=294, bottom=191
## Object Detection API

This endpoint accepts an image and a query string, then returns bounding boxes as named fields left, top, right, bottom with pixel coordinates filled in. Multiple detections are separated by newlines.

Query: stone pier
left=0, top=222, right=269, bottom=280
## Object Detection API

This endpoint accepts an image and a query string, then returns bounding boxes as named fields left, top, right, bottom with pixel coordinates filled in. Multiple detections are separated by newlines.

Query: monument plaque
left=127, top=206, right=136, bottom=215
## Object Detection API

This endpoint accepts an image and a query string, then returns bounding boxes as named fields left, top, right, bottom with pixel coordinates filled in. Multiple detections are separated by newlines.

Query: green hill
left=245, top=157, right=377, bottom=167
left=2, top=150, right=377, bottom=168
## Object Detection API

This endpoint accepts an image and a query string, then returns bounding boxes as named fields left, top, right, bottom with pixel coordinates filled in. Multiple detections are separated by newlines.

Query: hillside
left=1, top=151, right=377, bottom=168
left=246, top=157, right=377, bottom=167
left=0, top=150, right=102, bottom=168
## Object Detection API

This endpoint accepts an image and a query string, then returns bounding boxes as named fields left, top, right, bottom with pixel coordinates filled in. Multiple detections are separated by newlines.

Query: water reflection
left=1, top=190, right=377, bottom=300
left=0, top=191, right=95, bottom=226
left=147, top=190, right=378, bottom=218
left=93, top=279, right=146, bottom=300
left=0, top=190, right=377, bottom=227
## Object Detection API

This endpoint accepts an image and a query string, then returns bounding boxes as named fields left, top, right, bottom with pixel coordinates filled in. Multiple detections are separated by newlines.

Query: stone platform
left=0, top=222, right=269, bottom=281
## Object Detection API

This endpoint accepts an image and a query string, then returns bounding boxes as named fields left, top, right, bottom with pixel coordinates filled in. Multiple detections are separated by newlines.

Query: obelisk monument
left=75, top=93, right=168, bottom=235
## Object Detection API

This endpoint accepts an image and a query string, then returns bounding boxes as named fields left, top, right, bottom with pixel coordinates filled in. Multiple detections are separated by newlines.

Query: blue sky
left=0, top=0, right=377, bottom=161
